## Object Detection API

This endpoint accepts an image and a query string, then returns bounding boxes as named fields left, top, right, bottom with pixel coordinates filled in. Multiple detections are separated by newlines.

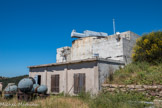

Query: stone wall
left=102, top=84, right=162, bottom=99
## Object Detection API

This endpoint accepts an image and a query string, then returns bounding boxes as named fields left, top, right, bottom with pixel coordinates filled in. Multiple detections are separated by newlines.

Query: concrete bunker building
left=29, top=30, right=140, bottom=95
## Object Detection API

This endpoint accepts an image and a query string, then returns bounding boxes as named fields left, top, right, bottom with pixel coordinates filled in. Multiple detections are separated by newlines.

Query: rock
left=153, top=99, right=162, bottom=108
left=107, top=88, right=116, bottom=92
left=135, top=85, right=142, bottom=89
left=111, top=84, right=118, bottom=88
left=118, top=85, right=125, bottom=88
left=137, top=88, right=145, bottom=91
left=158, top=85, right=162, bottom=90
left=159, top=91, right=162, bottom=96
left=126, top=85, right=135, bottom=88
left=152, top=85, right=158, bottom=89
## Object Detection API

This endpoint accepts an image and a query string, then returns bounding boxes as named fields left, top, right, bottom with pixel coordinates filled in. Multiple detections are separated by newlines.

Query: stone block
left=118, top=85, right=125, bottom=88
left=153, top=100, right=162, bottom=108
left=135, top=85, right=142, bottom=89
left=126, top=85, right=135, bottom=88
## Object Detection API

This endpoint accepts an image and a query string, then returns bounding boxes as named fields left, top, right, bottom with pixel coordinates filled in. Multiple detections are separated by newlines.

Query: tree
left=132, top=31, right=162, bottom=63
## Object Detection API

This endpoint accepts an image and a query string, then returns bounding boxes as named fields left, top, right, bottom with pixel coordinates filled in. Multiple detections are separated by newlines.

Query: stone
left=118, top=85, right=125, bottom=88
left=153, top=100, right=162, bottom=108
left=158, top=85, right=162, bottom=89
left=126, top=85, right=135, bottom=88
left=152, top=85, right=158, bottom=89
left=107, top=88, right=116, bottom=92
left=110, top=84, right=118, bottom=88
left=137, top=88, right=145, bottom=91
left=135, top=85, right=142, bottom=89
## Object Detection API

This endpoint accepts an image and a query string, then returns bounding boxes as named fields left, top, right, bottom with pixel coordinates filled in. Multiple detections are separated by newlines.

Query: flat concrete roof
left=28, top=58, right=125, bottom=68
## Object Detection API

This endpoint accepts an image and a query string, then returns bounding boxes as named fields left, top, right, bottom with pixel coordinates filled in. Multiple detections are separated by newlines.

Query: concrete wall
left=71, top=37, right=95, bottom=61
left=70, top=35, right=124, bottom=61
left=30, top=65, right=67, bottom=94
left=98, top=61, right=125, bottom=90
left=46, top=65, right=67, bottom=94
left=0, top=82, right=2, bottom=92
left=29, top=61, right=98, bottom=95
left=122, top=31, right=140, bottom=64
left=56, top=47, right=71, bottom=63
left=56, top=31, right=139, bottom=64
left=67, top=61, right=98, bottom=95
left=93, top=36, right=123, bottom=61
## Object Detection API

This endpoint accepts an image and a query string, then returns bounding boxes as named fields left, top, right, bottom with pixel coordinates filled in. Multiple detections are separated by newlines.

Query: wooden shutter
left=74, top=73, right=85, bottom=94
left=55, top=75, right=59, bottom=92
left=79, top=73, right=85, bottom=92
left=74, top=74, right=79, bottom=94
left=51, top=75, right=59, bottom=93
left=51, top=75, right=55, bottom=92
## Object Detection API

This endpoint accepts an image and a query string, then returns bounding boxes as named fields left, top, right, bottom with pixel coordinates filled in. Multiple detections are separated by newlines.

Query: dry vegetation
left=0, top=91, right=150, bottom=108
left=0, top=95, right=88, bottom=108
left=106, top=62, right=162, bottom=85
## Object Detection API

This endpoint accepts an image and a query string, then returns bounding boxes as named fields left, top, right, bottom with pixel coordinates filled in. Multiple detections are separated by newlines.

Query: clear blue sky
left=0, top=0, right=162, bottom=77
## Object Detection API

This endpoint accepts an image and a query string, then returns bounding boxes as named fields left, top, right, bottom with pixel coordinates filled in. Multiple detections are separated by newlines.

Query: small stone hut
left=29, top=58, right=124, bottom=95
left=29, top=30, right=139, bottom=95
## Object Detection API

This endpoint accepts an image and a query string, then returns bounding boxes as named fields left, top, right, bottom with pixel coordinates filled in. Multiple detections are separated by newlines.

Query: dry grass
left=0, top=95, right=89, bottom=108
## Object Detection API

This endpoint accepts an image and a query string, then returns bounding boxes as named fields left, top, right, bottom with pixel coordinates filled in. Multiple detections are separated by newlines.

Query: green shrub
left=0, top=75, right=28, bottom=89
left=132, top=31, right=162, bottom=64
left=106, top=62, right=162, bottom=85
left=88, top=92, right=150, bottom=108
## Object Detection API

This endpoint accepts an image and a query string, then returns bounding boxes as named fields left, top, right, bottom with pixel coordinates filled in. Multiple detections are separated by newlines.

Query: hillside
left=0, top=75, right=28, bottom=89
left=0, top=76, right=8, bottom=80
left=106, top=62, right=162, bottom=85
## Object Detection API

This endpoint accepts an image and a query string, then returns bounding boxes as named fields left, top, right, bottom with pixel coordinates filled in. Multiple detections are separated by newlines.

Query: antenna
left=113, top=19, right=116, bottom=34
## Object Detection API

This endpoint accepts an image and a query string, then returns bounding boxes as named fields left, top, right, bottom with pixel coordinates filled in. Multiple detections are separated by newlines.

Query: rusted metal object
left=17, top=89, right=34, bottom=101
left=18, top=77, right=35, bottom=93
left=17, top=89, right=48, bottom=101
left=4, top=83, right=17, bottom=99
left=17, top=77, right=48, bottom=101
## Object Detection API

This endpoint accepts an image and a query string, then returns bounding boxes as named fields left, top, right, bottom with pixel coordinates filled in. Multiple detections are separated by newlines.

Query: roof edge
left=28, top=58, right=125, bottom=68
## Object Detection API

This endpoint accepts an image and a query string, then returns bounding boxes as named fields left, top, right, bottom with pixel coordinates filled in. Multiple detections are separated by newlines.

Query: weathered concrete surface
left=71, top=37, right=96, bottom=61
left=56, top=31, right=140, bottom=64
left=98, top=61, right=123, bottom=90
left=29, top=30, right=139, bottom=95
left=29, top=59, right=124, bottom=95
left=56, top=46, right=71, bottom=63
left=122, top=31, right=140, bottom=64
left=30, top=61, right=98, bottom=95
left=92, top=36, right=123, bottom=61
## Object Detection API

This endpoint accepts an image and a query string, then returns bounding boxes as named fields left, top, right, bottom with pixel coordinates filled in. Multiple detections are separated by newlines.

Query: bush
left=89, top=91, right=150, bottom=108
left=132, top=31, right=162, bottom=63
left=0, top=75, right=28, bottom=89
left=106, top=62, right=162, bottom=85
